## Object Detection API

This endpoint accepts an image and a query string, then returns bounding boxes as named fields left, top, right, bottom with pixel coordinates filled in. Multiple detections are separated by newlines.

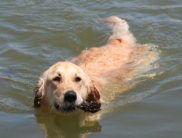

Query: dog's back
left=72, top=16, right=159, bottom=99
left=72, top=16, right=158, bottom=78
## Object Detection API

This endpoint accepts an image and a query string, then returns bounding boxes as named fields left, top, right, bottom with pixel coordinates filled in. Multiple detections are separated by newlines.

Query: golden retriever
left=34, top=16, right=158, bottom=114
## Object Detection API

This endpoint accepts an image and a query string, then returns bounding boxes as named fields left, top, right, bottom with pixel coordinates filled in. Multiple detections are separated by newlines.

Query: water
left=0, top=0, right=182, bottom=137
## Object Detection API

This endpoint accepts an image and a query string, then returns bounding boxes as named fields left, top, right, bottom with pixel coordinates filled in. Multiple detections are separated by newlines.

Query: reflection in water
left=34, top=109, right=101, bottom=138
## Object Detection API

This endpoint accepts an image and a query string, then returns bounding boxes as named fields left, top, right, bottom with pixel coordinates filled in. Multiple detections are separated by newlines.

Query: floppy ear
left=34, top=77, right=45, bottom=108
left=87, top=81, right=101, bottom=104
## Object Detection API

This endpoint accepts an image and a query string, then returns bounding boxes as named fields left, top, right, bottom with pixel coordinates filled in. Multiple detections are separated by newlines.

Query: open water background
left=0, top=0, right=182, bottom=137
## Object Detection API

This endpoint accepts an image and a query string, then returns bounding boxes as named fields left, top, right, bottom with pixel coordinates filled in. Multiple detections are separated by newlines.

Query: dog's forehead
left=49, top=61, right=81, bottom=75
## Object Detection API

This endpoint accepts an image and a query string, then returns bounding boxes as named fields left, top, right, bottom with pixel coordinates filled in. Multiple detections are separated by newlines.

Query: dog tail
left=106, top=16, right=136, bottom=45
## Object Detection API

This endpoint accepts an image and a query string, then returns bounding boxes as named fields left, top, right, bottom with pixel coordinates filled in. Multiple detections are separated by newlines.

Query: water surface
left=0, top=0, right=182, bottom=138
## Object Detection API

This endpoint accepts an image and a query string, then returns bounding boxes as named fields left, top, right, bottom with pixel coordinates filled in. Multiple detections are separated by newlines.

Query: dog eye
left=53, top=76, right=61, bottom=82
left=75, top=76, right=81, bottom=82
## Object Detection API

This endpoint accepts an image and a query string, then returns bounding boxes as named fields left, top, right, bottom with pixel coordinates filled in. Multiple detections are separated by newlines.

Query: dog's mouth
left=77, top=101, right=101, bottom=113
left=54, top=102, right=76, bottom=113
left=54, top=101, right=101, bottom=113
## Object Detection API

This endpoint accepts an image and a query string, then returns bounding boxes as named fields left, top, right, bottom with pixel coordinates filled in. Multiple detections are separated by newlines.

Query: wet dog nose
left=64, top=91, right=77, bottom=102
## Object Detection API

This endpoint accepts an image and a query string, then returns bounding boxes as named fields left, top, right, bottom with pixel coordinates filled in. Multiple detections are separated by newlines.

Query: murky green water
left=0, top=0, right=182, bottom=138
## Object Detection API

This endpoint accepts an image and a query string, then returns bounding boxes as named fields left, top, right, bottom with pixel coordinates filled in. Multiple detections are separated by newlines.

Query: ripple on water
left=0, top=97, right=30, bottom=113
left=0, top=78, right=33, bottom=113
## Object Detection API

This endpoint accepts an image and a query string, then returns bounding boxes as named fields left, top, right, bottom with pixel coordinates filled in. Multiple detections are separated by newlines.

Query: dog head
left=34, top=61, right=100, bottom=113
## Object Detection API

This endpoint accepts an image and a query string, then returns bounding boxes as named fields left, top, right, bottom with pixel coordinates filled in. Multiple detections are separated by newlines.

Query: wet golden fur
left=34, top=16, right=158, bottom=113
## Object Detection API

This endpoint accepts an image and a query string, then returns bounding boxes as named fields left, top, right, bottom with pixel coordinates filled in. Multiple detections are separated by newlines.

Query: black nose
left=64, top=91, right=77, bottom=102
